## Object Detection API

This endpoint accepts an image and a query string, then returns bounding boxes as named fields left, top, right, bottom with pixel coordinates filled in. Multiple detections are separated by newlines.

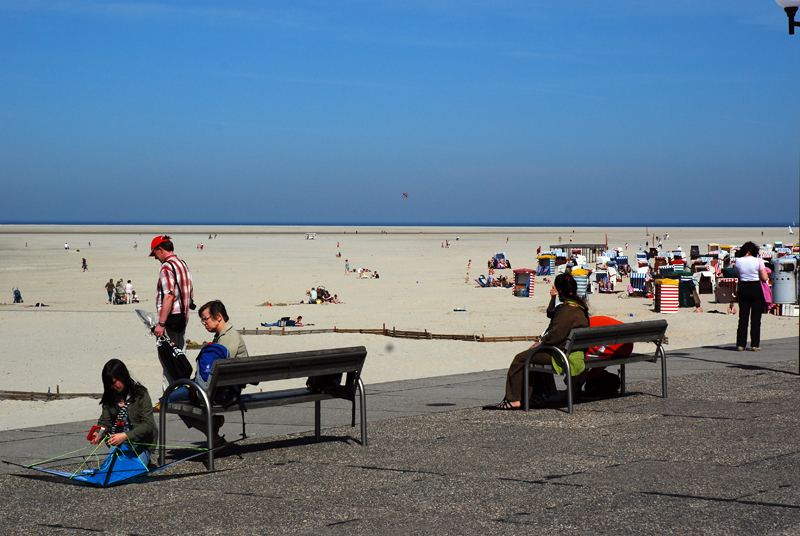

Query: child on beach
left=89, top=359, right=157, bottom=467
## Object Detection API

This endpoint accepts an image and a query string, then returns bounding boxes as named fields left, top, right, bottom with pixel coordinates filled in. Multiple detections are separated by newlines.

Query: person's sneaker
left=213, top=415, right=225, bottom=433
left=152, top=400, right=161, bottom=413
left=751, top=347, right=760, bottom=352
left=737, top=347, right=745, bottom=352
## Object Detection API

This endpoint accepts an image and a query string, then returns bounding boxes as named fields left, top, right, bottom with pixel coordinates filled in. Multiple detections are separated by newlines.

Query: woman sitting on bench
left=491, top=274, right=590, bottom=410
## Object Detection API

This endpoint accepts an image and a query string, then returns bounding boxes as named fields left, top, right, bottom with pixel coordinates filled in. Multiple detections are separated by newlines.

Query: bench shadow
left=226, top=434, right=362, bottom=457
left=667, top=349, right=798, bottom=376
left=546, top=391, right=659, bottom=411
left=160, top=433, right=361, bottom=466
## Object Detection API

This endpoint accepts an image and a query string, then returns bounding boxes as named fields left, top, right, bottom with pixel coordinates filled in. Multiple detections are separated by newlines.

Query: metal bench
left=524, top=320, right=668, bottom=413
left=158, top=346, right=368, bottom=470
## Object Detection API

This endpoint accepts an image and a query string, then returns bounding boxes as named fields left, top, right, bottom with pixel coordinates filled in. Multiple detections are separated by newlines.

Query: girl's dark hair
left=554, top=273, right=590, bottom=313
left=100, top=359, right=145, bottom=406
left=741, top=241, right=759, bottom=257
left=199, top=300, right=229, bottom=322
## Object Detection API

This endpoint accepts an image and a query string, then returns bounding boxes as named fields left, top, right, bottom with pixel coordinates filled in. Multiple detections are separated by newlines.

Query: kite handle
left=87, top=425, right=106, bottom=442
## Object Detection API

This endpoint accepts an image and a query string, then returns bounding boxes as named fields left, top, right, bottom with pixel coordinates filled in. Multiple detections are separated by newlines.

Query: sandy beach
left=0, top=224, right=797, bottom=430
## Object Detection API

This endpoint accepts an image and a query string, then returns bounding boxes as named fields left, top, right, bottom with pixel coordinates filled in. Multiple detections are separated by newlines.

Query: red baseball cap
left=149, top=235, right=168, bottom=257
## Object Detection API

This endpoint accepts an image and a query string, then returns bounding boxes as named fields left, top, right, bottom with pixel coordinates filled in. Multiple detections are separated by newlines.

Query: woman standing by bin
left=734, top=241, right=769, bottom=351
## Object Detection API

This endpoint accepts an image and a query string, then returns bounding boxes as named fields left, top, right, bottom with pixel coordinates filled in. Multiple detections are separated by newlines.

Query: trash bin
left=771, top=257, right=797, bottom=304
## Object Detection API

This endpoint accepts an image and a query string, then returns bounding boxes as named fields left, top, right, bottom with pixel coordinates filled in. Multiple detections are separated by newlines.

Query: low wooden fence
left=239, top=324, right=541, bottom=343
left=0, top=389, right=102, bottom=401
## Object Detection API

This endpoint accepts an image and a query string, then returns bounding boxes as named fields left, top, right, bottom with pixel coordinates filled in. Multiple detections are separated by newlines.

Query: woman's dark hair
left=100, top=359, right=145, bottom=406
left=741, top=241, right=759, bottom=257
left=554, top=273, right=589, bottom=312
left=199, top=300, right=229, bottom=322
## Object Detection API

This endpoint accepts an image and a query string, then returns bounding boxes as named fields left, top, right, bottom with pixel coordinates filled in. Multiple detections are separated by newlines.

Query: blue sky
left=1, top=1, right=798, bottom=225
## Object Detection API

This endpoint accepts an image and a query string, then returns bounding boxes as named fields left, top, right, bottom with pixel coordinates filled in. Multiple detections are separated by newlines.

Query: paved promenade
left=0, top=337, right=797, bottom=535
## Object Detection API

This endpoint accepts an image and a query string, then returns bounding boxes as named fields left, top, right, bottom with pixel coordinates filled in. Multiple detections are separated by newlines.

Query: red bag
left=586, top=316, right=634, bottom=358
left=585, top=316, right=634, bottom=379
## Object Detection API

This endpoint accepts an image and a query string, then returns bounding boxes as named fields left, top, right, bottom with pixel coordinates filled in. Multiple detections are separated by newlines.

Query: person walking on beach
left=345, top=259, right=350, bottom=275
left=734, top=241, right=768, bottom=351
left=150, top=235, right=194, bottom=408
left=125, top=280, right=133, bottom=304
left=105, top=278, right=114, bottom=304
left=81, top=257, right=88, bottom=272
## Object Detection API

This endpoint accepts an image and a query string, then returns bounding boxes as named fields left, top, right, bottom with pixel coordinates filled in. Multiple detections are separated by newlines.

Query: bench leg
left=523, top=364, right=530, bottom=412
left=659, top=345, right=668, bottom=398
left=620, top=364, right=626, bottom=396
left=158, top=401, right=167, bottom=467
left=314, top=400, right=321, bottom=442
left=240, top=405, right=247, bottom=440
left=357, top=377, right=367, bottom=447
left=565, top=368, right=574, bottom=414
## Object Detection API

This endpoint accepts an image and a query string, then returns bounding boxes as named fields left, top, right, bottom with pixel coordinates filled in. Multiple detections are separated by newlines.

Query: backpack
left=195, top=343, right=240, bottom=406
left=582, top=370, right=621, bottom=397
left=306, top=374, right=343, bottom=394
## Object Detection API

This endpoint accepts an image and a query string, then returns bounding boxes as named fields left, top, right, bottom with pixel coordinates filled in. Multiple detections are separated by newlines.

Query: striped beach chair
left=630, top=273, right=647, bottom=295
left=655, top=280, right=679, bottom=313
left=573, top=274, right=589, bottom=298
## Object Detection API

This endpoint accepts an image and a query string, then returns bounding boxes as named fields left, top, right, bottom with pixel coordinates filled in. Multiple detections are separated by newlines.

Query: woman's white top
left=735, top=256, right=764, bottom=282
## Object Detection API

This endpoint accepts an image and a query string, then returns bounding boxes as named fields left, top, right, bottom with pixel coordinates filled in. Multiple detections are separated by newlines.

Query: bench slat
left=207, top=347, right=367, bottom=391
left=565, top=320, right=667, bottom=352
left=164, top=388, right=338, bottom=417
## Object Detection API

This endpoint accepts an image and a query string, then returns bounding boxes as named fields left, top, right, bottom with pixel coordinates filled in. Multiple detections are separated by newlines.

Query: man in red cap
left=150, top=235, right=194, bottom=410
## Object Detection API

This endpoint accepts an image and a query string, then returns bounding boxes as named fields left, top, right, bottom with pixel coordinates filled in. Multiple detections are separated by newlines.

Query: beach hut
left=571, top=268, right=590, bottom=298
left=678, top=273, right=695, bottom=308
left=690, top=245, right=700, bottom=259
left=708, top=243, right=719, bottom=254
left=717, top=277, right=738, bottom=296
left=697, top=272, right=714, bottom=294
left=629, top=273, right=647, bottom=295
left=654, top=279, right=679, bottom=313
left=512, top=269, right=535, bottom=297
left=537, top=254, right=555, bottom=276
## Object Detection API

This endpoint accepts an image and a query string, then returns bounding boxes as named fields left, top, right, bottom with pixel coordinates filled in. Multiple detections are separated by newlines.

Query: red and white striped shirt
left=156, top=254, right=194, bottom=326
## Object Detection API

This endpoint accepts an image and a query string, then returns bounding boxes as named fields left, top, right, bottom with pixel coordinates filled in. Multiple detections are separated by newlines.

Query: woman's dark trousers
left=736, top=281, right=764, bottom=349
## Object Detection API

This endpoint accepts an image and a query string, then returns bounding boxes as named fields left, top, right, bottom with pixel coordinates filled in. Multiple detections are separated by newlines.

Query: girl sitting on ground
left=89, top=359, right=158, bottom=466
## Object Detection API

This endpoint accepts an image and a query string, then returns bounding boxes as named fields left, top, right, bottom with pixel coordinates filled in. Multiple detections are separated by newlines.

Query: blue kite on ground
left=4, top=441, right=218, bottom=487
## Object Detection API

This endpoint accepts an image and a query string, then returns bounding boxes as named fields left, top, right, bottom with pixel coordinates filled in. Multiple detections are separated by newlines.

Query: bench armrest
left=159, top=378, right=215, bottom=467
left=523, top=345, right=571, bottom=412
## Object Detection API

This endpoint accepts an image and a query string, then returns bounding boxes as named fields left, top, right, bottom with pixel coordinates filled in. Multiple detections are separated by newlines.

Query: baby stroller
left=114, top=286, right=127, bottom=305
left=12, top=287, right=23, bottom=303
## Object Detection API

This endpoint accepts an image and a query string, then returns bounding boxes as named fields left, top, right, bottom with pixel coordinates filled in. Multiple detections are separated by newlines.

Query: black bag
left=157, top=334, right=193, bottom=382
left=306, top=374, right=342, bottom=394
left=583, top=370, right=621, bottom=397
